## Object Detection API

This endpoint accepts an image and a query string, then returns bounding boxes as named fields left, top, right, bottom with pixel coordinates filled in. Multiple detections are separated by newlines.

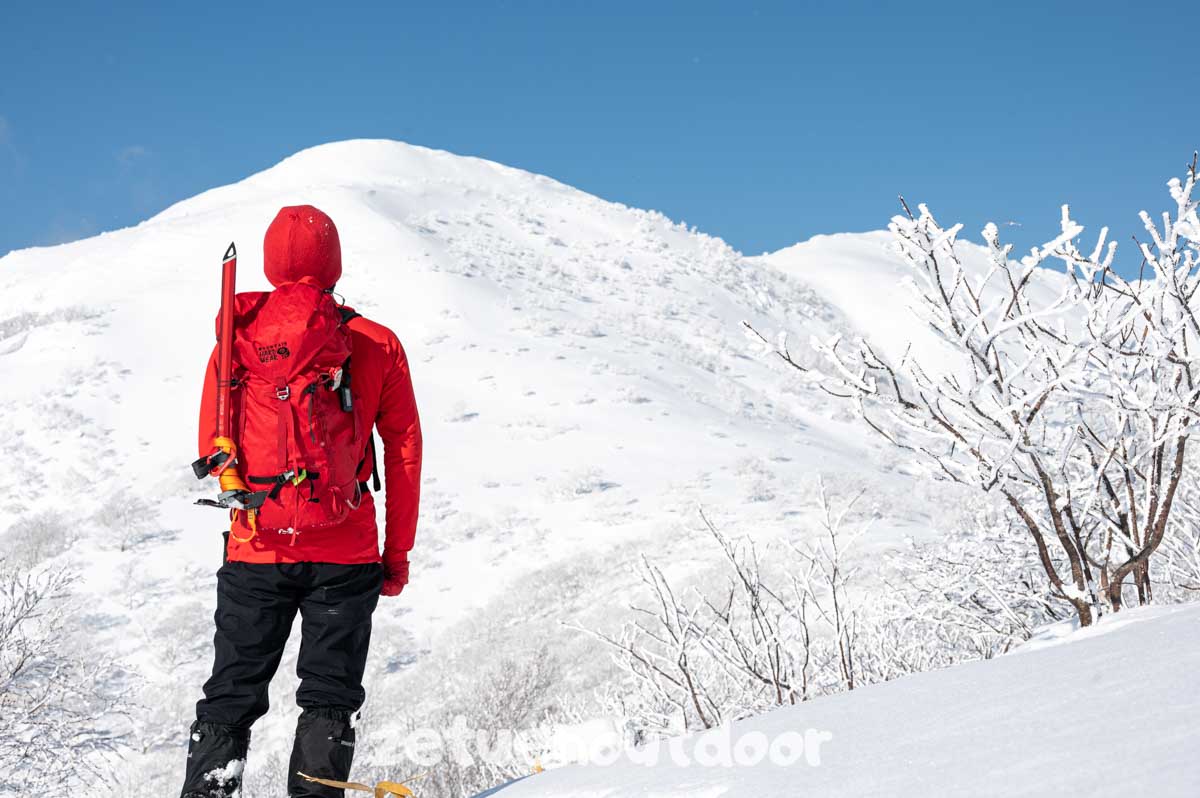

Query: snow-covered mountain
left=0, top=139, right=999, bottom=793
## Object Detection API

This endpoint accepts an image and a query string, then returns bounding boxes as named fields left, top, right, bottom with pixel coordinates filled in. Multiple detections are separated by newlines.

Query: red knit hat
left=263, top=205, right=342, bottom=289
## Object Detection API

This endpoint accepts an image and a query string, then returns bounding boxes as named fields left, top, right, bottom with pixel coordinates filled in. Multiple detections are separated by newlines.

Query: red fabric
left=381, top=554, right=409, bottom=597
left=220, top=286, right=362, bottom=533
left=263, top=205, right=342, bottom=289
left=199, top=310, right=422, bottom=565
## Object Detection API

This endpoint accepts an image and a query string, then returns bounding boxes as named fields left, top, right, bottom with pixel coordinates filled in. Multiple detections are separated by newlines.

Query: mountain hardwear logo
left=257, top=342, right=291, bottom=363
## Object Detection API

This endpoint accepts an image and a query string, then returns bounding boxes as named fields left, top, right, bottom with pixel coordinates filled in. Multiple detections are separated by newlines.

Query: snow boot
left=180, top=720, right=250, bottom=798
left=287, top=707, right=357, bottom=797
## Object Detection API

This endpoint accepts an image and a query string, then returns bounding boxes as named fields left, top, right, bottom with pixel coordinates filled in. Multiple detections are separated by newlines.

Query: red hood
left=263, top=204, right=342, bottom=289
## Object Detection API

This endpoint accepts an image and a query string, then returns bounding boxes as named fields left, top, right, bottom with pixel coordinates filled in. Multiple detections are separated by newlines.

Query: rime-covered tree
left=0, top=565, right=126, bottom=793
left=753, top=159, right=1200, bottom=626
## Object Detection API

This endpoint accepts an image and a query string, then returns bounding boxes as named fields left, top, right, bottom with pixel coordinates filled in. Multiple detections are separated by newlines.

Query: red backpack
left=226, top=282, right=366, bottom=535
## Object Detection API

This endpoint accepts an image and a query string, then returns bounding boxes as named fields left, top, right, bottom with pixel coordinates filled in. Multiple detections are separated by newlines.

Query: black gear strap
left=248, top=469, right=320, bottom=502
left=357, top=433, right=382, bottom=494
left=191, top=449, right=231, bottom=480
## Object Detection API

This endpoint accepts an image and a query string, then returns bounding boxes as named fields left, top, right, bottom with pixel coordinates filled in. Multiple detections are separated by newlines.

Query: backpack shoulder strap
left=337, top=304, right=380, bottom=492
left=358, top=432, right=382, bottom=494
left=368, top=432, right=381, bottom=492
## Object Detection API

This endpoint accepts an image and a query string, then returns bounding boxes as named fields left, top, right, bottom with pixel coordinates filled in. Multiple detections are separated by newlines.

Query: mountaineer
left=180, top=205, right=422, bottom=798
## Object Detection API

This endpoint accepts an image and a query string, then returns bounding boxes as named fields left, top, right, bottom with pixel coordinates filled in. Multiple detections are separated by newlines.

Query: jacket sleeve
left=376, top=341, right=423, bottom=559
left=198, top=345, right=218, bottom=456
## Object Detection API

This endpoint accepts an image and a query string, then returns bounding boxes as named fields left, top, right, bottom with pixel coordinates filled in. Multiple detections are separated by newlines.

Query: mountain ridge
left=0, top=139, right=976, bottom=793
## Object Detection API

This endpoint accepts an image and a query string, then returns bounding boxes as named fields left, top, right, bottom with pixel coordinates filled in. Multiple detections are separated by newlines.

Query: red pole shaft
left=215, top=243, right=237, bottom=440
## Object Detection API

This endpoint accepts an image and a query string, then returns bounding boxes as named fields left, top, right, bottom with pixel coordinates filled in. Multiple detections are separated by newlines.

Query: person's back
left=182, top=205, right=422, bottom=798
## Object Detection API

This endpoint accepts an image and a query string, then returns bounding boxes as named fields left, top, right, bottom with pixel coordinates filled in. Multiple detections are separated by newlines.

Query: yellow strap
left=296, top=773, right=414, bottom=797
left=228, top=509, right=258, bottom=543
left=211, top=435, right=258, bottom=543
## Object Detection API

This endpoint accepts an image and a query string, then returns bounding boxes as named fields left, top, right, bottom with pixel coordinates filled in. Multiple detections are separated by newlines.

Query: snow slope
left=0, top=139, right=979, bottom=792
left=488, top=603, right=1200, bottom=797
left=756, top=231, right=930, bottom=363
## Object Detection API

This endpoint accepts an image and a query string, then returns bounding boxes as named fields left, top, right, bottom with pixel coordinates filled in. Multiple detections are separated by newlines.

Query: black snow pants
left=180, top=558, right=383, bottom=798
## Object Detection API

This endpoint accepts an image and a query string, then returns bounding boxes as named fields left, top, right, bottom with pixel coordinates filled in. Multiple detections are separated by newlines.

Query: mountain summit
left=1, top=139, right=940, bottom=793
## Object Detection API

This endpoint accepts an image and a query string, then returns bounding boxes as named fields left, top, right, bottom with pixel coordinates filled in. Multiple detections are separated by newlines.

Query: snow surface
left=485, top=603, right=1200, bottom=797
left=756, top=231, right=933, bottom=364
left=2, top=139, right=942, bottom=792
left=0, top=138, right=1136, bottom=794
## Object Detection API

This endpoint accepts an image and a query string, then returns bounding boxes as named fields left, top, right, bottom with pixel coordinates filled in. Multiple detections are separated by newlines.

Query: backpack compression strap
left=360, top=433, right=382, bottom=493
left=336, top=305, right=382, bottom=493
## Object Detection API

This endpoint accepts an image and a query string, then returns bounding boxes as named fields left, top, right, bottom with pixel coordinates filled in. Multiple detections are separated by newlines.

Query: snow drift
left=487, top=603, right=1200, bottom=797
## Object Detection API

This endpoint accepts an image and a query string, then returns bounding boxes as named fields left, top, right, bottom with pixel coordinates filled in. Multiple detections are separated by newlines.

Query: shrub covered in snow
left=0, top=564, right=127, bottom=794
left=584, top=481, right=1052, bottom=737
left=755, top=159, right=1200, bottom=627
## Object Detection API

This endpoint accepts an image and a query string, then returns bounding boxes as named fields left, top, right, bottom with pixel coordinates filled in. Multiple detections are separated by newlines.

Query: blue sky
left=2, top=0, right=1196, bottom=266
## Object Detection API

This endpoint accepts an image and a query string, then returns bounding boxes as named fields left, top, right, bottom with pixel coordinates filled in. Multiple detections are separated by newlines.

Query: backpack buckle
left=275, top=385, right=291, bottom=400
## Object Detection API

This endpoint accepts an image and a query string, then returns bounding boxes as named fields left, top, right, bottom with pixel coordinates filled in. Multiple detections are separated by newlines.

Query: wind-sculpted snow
left=0, top=139, right=997, bottom=793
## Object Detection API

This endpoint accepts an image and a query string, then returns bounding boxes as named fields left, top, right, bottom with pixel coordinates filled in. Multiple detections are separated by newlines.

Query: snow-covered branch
left=773, top=161, right=1200, bottom=626
left=0, top=564, right=127, bottom=793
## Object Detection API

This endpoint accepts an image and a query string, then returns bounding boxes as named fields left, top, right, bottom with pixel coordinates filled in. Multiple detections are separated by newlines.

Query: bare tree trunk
left=1107, top=575, right=1125, bottom=612
left=1137, top=561, right=1153, bottom=604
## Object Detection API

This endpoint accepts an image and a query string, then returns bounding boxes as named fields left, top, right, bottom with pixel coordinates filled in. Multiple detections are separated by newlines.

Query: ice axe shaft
left=192, top=242, right=259, bottom=541
left=191, top=241, right=240, bottom=477
left=297, top=772, right=416, bottom=797
left=216, top=242, right=238, bottom=438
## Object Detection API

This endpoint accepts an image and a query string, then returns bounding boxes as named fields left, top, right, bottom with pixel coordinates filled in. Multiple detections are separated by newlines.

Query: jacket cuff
left=382, top=548, right=409, bottom=564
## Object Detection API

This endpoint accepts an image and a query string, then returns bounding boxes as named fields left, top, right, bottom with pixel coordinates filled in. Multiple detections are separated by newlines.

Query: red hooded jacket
left=198, top=206, right=422, bottom=567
